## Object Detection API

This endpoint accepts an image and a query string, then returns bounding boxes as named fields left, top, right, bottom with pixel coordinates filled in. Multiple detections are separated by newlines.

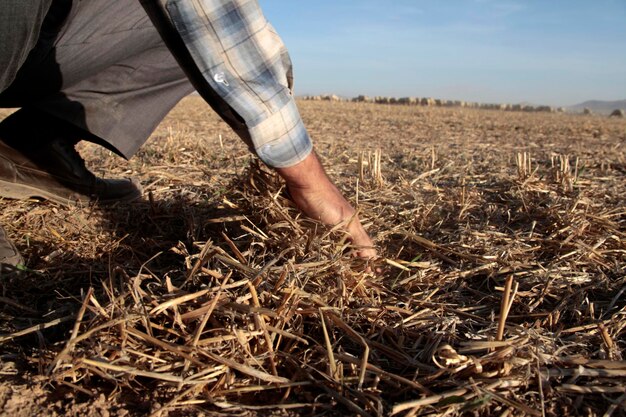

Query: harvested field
left=1, top=96, right=625, bottom=416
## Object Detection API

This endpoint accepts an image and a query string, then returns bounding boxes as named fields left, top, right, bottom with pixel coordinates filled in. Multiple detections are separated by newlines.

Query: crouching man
left=0, top=0, right=376, bottom=270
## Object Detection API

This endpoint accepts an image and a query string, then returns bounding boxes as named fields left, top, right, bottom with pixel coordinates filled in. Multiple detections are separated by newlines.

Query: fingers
left=275, top=152, right=378, bottom=263
left=356, top=246, right=378, bottom=259
left=346, top=216, right=378, bottom=260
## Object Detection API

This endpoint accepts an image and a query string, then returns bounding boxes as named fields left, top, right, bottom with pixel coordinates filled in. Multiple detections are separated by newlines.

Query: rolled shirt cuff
left=250, top=97, right=313, bottom=168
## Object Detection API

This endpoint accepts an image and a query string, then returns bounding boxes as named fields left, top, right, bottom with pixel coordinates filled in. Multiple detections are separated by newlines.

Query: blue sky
left=261, top=0, right=626, bottom=106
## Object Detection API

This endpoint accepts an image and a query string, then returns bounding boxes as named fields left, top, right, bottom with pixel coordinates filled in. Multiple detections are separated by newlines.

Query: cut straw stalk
left=496, top=276, right=518, bottom=342
left=541, top=367, right=626, bottom=378
left=200, top=350, right=289, bottom=384
left=247, top=281, right=279, bottom=376
left=332, top=351, right=431, bottom=394
left=392, top=380, right=524, bottom=415
left=149, top=384, right=207, bottom=417
left=179, top=273, right=232, bottom=388
left=319, top=308, right=338, bottom=381
left=0, top=316, right=74, bottom=344
left=556, top=384, right=626, bottom=394
left=150, top=288, right=211, bottom=316
left=597, top=322, right=615, bottom=357
left=82, top=358, right=194, bottom=384
left=47, top=288, right=94, bottom=374
left=325, top=311, right=370, bottom=390
left=392, top=388, right=469, bottom=415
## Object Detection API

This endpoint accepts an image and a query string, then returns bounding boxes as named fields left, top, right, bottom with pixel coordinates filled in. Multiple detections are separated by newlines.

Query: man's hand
left=276, top=151, right=377, bottom=260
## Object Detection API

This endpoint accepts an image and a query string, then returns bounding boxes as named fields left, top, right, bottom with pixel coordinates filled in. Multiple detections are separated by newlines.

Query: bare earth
left=0, top=97, right=625, bottom=416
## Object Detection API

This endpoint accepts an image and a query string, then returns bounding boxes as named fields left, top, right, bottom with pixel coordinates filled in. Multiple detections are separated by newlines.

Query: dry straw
left=0, top=99, right=625, bottom=416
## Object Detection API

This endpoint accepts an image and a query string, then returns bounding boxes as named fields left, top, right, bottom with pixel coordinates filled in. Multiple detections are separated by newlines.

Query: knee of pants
left=0, top=0, right=56, bottom=92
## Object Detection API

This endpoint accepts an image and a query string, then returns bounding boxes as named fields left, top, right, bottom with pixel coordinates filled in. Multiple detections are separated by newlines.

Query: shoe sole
left=0, top=178, right=143, bottom=206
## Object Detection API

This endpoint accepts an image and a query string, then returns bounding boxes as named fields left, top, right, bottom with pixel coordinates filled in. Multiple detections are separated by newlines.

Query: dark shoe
left=0, top=109, right=142, bottom=205
left=0, top=226, right=23, bottom=271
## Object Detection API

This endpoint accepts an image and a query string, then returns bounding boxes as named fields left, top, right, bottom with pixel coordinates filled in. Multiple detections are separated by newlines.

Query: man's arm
left=276, top=152, right=377, bottom=259
left=140, top=0, right=312, bottom=167
left=141, top=0, right=376, bottom=258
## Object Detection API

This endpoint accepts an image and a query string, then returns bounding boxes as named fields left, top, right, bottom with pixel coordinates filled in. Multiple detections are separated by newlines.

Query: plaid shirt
left=149, top=0, right=312, bottom=168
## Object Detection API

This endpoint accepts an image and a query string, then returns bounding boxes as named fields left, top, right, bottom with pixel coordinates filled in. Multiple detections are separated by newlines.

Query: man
left=0, top=0, right=376, bottom=270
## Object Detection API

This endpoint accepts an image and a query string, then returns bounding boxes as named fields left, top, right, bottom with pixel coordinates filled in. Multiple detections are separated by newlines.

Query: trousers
left=0, top=0, right=194, bottom=158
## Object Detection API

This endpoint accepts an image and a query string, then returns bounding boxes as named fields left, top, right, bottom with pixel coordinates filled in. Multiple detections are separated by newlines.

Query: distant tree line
left=300, top=95, right=625, bottom=117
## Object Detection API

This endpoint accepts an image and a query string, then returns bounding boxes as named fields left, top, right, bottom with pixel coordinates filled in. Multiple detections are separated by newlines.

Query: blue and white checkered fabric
left=163, top=0, right=312, bottom=167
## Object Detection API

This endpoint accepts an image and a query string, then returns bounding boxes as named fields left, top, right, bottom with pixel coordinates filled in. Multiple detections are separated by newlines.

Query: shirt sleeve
left=146, top=0, right=312, bottom=168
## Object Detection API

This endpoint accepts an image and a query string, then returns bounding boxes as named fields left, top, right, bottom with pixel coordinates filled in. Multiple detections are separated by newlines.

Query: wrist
left=276, top=151, right=328, bottom=190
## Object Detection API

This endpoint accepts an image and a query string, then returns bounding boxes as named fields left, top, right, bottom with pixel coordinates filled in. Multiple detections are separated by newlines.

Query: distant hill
left=568, top=99, right=626, bottom=115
